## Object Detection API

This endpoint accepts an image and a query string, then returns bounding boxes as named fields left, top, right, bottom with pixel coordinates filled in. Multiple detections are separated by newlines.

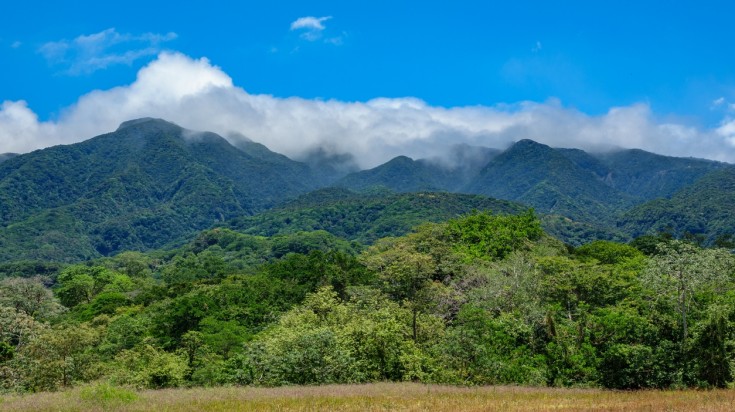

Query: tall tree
left=642, top=241, right=734, bottom=343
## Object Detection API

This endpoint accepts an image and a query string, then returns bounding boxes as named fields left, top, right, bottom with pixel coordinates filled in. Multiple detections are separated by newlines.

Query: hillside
left=0, top=116, right=733, bottom=262
left=335, top=144, right=499, bottom=193
left=226, top=188, right=526, bottom=244
left=335, top=156, right=453, bottom=192
left=0, top=153, right=17, bottom=163
left=463, top=139, right=634, bottom=223
left=559, top=148, right=726, bottom=200
left=0, top=118, right=319, bottom=261
left=618, top=167, right=735, bottom=242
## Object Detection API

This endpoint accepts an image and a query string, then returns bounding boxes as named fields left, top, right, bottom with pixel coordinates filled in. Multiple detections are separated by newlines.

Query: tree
left=688, top=306, right=733, bottom=387
left=225, top=287, right=441, bottom=385
left=642, top=241, right=735, bottom=343
left=0, top=277, right=64, bottom=320
left=55, top=265, right=133, bottom=308
left=23, top=324, right=99, bottom=390
left=0, top=306, right=45, bottom=350
left=111, top=342, right=188, bottom=389
left=362, top=238, right=436, bottom=341
left=575, top=240, right=643, bottom=265
left=444, top=210, right=542, bottom=262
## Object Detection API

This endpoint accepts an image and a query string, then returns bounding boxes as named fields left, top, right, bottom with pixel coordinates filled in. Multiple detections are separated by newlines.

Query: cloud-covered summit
left=1, top=52, right=734, bottom=168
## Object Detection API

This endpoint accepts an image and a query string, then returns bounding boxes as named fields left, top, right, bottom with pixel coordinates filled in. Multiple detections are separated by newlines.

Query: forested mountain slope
left=0, top=153, right=17, bottom=163
left=335, top=144, right=499, bottom=193
left=227, top=188, right=525, bottom=244
left=0, top=116, right=732, bottom=262
left=463, top=140, right=634, bottom=223
left=0, top=118, right=319, bottom=261
left=618, top=167, right=735, bottom=242
left=559, top=148, right=726, bottom=200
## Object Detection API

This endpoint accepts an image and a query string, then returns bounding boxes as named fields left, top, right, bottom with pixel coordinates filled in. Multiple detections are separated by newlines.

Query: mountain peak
left=387, top=155, right=415, bottom=163
left=510, top=139, right=551, bottom=151
left=116, top=118, right=180, bottom=131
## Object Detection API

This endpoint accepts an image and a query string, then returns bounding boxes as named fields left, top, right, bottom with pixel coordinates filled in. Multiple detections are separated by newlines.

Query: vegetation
left=0, top=119, right=326, bottom=261
left=4, top=382, right=735, bottom=412
left=619, top=167, right=735, bottom=243
left=226, top=189, right=524, bottom=244
left=2, top=120, right=735, bottom=404
left=1, top=210, right=734, bottom=394
left=2, top=120, right=732, bottom=263
left=463, top=140, right=635, bottom=224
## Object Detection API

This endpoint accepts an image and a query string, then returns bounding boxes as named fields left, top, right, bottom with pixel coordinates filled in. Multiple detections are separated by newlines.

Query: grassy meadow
left=2, top=382, right=735, bottom=412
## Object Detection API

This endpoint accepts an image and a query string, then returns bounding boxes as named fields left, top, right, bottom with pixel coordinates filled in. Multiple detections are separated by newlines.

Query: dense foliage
left=619, top=167, right=735, bottom=243
left=1, top=210, right=734, bottom=393
left=0, top=119, right=732, bottom=264
left=227, top=189, right=524, bottom=244
left=0, top=119, right=328, bottom=262
left=464, top=140, right=635, bottom=224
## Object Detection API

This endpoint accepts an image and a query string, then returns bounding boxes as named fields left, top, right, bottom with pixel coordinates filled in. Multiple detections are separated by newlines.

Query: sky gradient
left=2, top=1, right=735, bottom=166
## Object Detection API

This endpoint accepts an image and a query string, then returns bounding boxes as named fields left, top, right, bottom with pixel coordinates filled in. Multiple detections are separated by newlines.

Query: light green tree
left=0, top=277, right=65, bottom=320
left=642, top=241, right=735, bottom=342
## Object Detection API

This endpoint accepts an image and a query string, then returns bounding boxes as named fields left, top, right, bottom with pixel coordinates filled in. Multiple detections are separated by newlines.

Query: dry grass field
left=2, top=382, right=735, bottom=412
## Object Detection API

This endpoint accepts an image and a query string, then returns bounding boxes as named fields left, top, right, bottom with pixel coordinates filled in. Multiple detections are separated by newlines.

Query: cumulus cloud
left=1, top=52, right=734, bottom=166
left=290, top=16, right=334, bottom=42
left=39, top=28, right=177, bottom=75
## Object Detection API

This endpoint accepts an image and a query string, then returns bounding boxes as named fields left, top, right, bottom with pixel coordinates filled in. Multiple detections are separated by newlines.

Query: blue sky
left=2, top=0, right=735, bottom=166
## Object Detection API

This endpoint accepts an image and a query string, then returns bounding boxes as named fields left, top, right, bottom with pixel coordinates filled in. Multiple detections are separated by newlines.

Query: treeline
left=1, top=211, right=734, bottom=392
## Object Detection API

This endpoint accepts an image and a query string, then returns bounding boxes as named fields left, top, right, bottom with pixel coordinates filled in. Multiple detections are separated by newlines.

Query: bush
left=111, top=344, right=188, bottom=389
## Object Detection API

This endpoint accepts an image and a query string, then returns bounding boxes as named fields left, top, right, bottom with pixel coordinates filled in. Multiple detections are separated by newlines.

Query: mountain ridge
left=0, top=117, right=732, bottom=261
left=0, top=118, right=321, bottom=260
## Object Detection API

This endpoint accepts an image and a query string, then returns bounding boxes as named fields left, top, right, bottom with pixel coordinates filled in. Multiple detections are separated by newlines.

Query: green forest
left=2, top=210, right=734, bottom=393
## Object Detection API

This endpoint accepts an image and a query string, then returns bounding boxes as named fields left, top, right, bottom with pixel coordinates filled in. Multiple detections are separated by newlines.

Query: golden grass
left=2, top=382, right=735, bottom=412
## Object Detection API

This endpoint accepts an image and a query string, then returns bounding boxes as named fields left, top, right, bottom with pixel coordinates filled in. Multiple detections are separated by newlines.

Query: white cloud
left=39, top=28, right=177, bottom=75
left=1, top=52, right=734, bottom=166
left=290, top=16, right=331, bottom=31
left=10, top=41, right=21, bottom=49
left=290, top=16, right=335, bottom=42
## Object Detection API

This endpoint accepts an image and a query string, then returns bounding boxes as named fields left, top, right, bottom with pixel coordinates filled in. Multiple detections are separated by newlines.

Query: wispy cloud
left=1, top=52, right=734, bottom=167
left=291, top=16, right=331, bottom=31
left=38, top=28, right=177, bottom=75
left=290, top=16, right=339, bottom=43
left=10, top=41, right=21, bottom=49
left=713, top=97, right=735, bottom=112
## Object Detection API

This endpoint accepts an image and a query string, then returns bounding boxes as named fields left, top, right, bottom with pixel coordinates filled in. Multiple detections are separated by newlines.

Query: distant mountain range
left=0, top=117, right=731, bottom=262
left=337, top=138, right=727, bottom=226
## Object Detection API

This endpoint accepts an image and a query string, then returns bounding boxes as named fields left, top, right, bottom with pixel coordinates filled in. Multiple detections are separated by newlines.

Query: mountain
left=617, top=167, right=735, bottom=242
left=1, top=116, right=733, bottom=262
left=335, top=156, right=452, bottom=192
left=298, top=147, right=360, bottom=186
left=559, top=148, right=726, bottom=200
left=331, top=139, right=732, bottom=240
left=0, top=153, right=17, bottom=163
left=226, top=187, right=525, bottom=244
left=463, top=140, right=634, bottom=223
left=335, top=144, right=499, bottom=193
left=0, top=118, right=318, bottom=261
